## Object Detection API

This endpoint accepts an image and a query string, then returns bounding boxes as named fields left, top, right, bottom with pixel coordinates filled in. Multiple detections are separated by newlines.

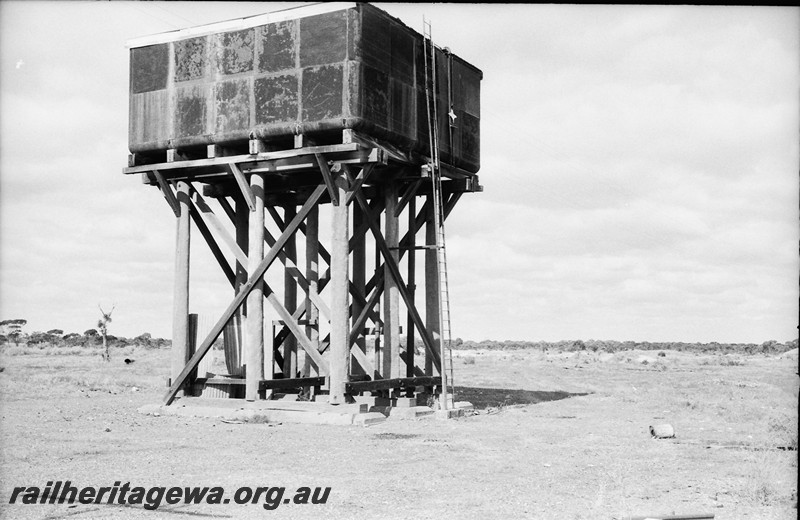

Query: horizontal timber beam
left=202, top=376, right=325, bottom=390
left=346, top=376, right=442, bottom=393
left=136, top=147, right=387, bottom=185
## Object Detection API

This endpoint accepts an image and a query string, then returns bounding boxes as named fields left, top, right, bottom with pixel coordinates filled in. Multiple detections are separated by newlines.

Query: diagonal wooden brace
left=164, top=185, right=327, bottom=405
left=191, top=192, right=331, bottom=367
left=315, top=154, right=339, bottom=206
left=347, top=281, right=383, bottom=379
left=272, top=199, right=384, bottom=327
left=213, top=196, right=332, bottom=322
left=262, top=285, right=327, bottom=375
left=188, top=204, right=235, bottom=287
left=263, top=225, right=332, bottom=321
left=189, top=187, right=248, bottom=266
left=363, top=194, right=459, bottom=296
left=153, top=170, right=181, bottom=217
left=227, top=163, right=256, bottom=211
left=352, top=189, right=442, bottom=372
left=395, top=179, right=424, bottom=217
left=364, top=199, right=431, bottom=295
left=343, top=164, right=375, bottom=206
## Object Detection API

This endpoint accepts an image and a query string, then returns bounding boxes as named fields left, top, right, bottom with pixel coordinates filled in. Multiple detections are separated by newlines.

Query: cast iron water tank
left=127, top=2, right=482, bottom=173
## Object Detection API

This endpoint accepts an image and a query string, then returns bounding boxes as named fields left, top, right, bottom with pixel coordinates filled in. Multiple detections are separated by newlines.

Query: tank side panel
left=257, top=20, right=296, bottom=74
left=302, top=64, right=344, bottom=122
left=129, top=44, right=170, bottom=151
left=173, top=36, right=206, bottom=83
left=215, top=78, right=252, bottom=137
left=130, top=44, right=169, bottom=94
left=254, top=73, right=299, bottom=125
left=299, top=11, right=348, bottom=67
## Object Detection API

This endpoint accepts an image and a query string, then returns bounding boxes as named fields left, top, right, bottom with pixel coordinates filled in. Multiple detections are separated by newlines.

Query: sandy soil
left=0, top=347, right=797, bottom=519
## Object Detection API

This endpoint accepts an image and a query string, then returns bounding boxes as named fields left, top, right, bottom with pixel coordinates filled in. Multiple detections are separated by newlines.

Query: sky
left=0, top=2, right=798, bottom=344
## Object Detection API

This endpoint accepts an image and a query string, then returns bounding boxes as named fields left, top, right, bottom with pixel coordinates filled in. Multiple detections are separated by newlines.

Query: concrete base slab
left=387, top=406, right=435, bottom=420
left=434, top=408, right=465, bottom=420
left=137, top=398, right=473, bottom=426
left=353, top=395, right=391, bottom=407
left=139, top=400, right=371, bottom=427
left=392, top=397, right=417, bottom=408
left=353, top=412, right=388, bottom=426
left=174, top=396, right=368, bottom=414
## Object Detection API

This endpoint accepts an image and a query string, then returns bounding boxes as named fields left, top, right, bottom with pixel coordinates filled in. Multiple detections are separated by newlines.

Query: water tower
left=123, top=2, right=482, bottom=417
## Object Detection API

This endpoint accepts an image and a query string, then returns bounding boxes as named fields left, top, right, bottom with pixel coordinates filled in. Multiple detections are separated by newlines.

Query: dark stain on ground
left=373, top=433, right=420, bottom=440
left=454, top=387, right=591, bottom=410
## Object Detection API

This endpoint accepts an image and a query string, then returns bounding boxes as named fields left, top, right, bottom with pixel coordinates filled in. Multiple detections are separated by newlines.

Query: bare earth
left=1, top=346, right=797, bottom=520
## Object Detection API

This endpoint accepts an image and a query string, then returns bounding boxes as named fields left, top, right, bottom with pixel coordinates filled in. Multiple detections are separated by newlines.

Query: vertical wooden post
left=329, top=175, right=350, bottom=405
left=245, top=174, right=265, bottom=401
left=304, top=205, right=320, bottom=381
left=383, top=181, right=401, bottom=382
left=406, top=195, right=416, bottom=382
left=171, top=180, right=191, bottom=397
left=351, top=203, right=366, bottom=376
left=282, top=204, right=298, bottom=379
left=424, top=195, right=438, bottom=378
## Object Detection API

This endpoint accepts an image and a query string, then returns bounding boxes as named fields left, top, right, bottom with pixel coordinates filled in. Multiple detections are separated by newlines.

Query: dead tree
left=98, top=305, right=115, bottom=362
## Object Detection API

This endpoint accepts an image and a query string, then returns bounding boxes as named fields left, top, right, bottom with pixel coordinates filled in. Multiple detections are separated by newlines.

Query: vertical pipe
left=373, top=234, right=382, bottom=380
left=171, top=180, right=191, bottom=397
left=351, top=203, right=366, bottom=376
left=188, top=313, right=198, bottom=392
left=329, top=176, right=350, bottom=404
left=406, top=196, right=416, bottom=382
left=304, top=205, right=320, bottom=380
left=383, top=181, right=401, bottom=381
left=245, top=174, right=265, bottom=401
left=282, top=204, right=297, bottom=379
left=234, top=194, right=250, bottom=290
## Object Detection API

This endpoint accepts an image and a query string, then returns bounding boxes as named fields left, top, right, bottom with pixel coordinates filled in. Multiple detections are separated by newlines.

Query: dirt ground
left=0, top=346, right=797, bottom=520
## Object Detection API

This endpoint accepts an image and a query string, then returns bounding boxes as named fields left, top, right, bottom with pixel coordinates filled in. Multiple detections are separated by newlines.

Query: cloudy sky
left=1, top=2, right=797, bottom=344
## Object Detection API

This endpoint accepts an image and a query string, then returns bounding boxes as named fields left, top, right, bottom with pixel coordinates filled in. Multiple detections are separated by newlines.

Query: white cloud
left=1, top=3, right=797, bottom=344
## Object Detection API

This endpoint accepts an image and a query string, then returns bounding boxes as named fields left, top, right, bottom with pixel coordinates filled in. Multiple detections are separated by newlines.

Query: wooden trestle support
left=124, top=131, right=481, bottom=409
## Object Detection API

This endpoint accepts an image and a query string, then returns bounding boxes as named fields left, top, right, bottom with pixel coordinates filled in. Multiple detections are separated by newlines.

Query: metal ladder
left=423, top=18, right=455, bottom=410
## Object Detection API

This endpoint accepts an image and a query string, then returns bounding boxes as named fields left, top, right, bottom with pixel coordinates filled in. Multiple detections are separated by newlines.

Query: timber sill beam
left=164, top=184, right=327, bottom=406
left=203, top=376, right=325, bottom=390
left=346, top=376, right=442, bottom=393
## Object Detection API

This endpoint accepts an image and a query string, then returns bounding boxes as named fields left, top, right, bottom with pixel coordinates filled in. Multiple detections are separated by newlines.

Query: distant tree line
left=445, top=337, right=798, bottom=355
left=2, top=318, right=797, bottom=355
left=0, top=320, right=169, bottom=350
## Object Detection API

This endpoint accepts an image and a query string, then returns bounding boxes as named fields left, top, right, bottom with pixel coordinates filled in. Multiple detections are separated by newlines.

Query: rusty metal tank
left=127, top=2, right=481, bottom=173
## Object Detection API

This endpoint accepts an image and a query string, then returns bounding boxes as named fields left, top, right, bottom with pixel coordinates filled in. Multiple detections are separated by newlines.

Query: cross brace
left=164, top=184, right=327, bottom=405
